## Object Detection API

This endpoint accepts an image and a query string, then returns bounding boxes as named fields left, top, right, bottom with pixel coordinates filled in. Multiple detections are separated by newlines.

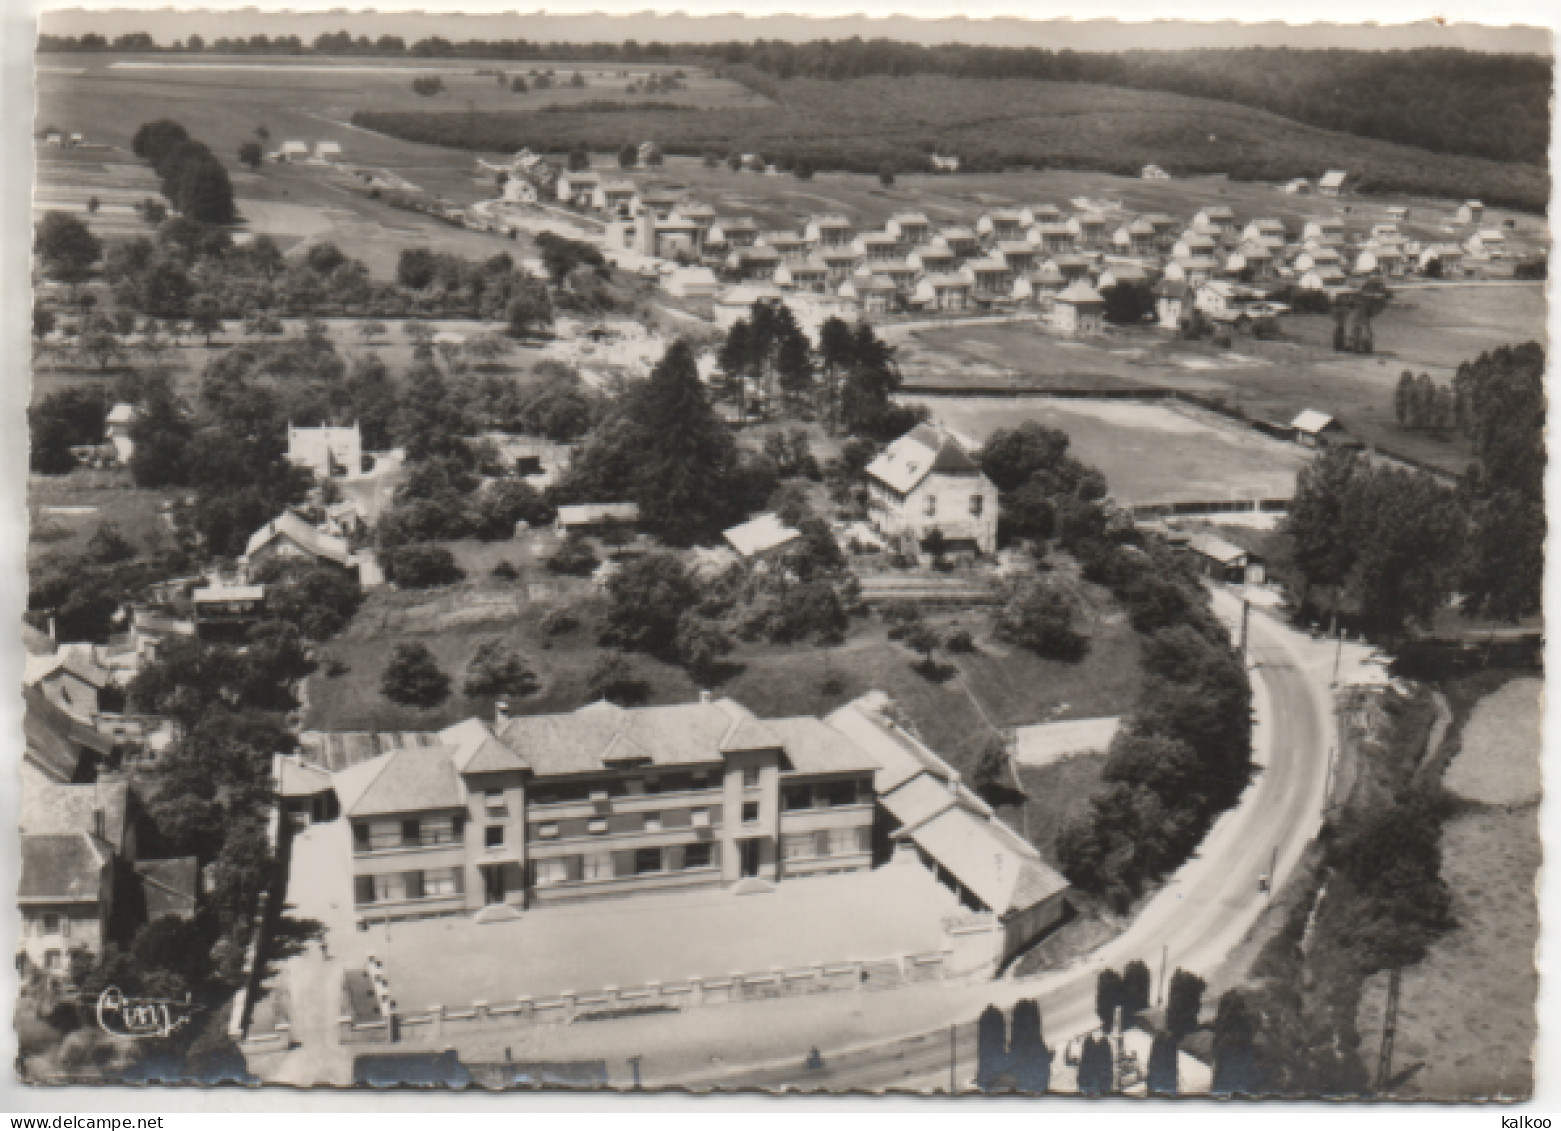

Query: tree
left=87, top=195, right=101, bottom=214
left=1008, top=999, right=1051, bottom=1094
left=1077, top=1034, right=1114, bottom=1096
left=397, top=247, right=437, bottom=290
left=878, top=168, right=895, bottom=187
left=775, top=329, right=815, bottom=411
left=190, top=295, right=223, bottom=345
left=902, top=619, right=941, bottom=673
left=995, top=579, right=1086, bottom=661
left=138, top=197, right=168, bottom=226
left=617, top=142, right=637, bottom=168
left=1211, top=989, right=1260, bottom=1096
left=816, top=316, right=855, bottom=431
left=585, top=650, right=647, bottom=706
left=385, top=543, right=464, bottom=588
left=411, top=75, right=445, bottom=97
left=238, top=141, right=262, bottom=170
left=975, top=1005, right=1010, bottom=1092
left=547, top=534, right=601, bottom=577
left=1147, top=1033, right=1179, bottom=1096
left=1096, top=968, right=1124, bottom=1033
left=1121, top=959, right=1152, bottom=1018
left=506, top=279, right=553, bottom=339
left=254, top=559, right=362, bottom=639
left=462, top=638, right=537, bottom=700
left=675, top=612, right=734, bottom=685
left=1393, top=370, right=1413, bottom=427
left=77, top=318, right=128, bottom=371
left=1165, top=969, right=1205, bottom=1040
left=970, top=733, right=1011, bottom=800
left=602, top=551, right=697, bottom=658
left=510, top=75, right=528, bottom=93
left=37, top=211, right=102, bottom=288
left=380, top=642, right=450, bottom=709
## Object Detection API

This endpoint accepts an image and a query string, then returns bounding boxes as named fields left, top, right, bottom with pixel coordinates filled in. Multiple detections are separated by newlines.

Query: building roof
left=723, top=512, right=802, bottom=558
left=923, top=271, right=973, bottom=289
left=823, top=694, right=952, bottom=794
left=1157, top=279, right=1190, bottom=298
left=277, top=755, right=334, bottom=797
left=22, top=778, right=131, bottom=853
left=1319, top=169, right=1348, bottom=189
left=808, top=213, right=853, bottom=228
left=134, top=856, right=199, bottom=920
left=1187, top=532, right=1250, bottom=566
left=297, top=729, right=442, bottom=773
left=23, top=686, right=112, bottom=783
left=106, top=403, right=138, bottom=425
left=555, top=502, right=640, bottom=527
left=25, top=647, right=111, bottom=691
left=904, top=806, right=1068, bottom=918
left=1055, top=280, right=1105, bottom=306
left=1291, top=409, right=1340, bottom=434
left=880, top=772, right=959, bottom=832
left=493, top=697, right=783, bottom=778
left=865, top=424, right=983, bottom=496
left=193, top=584, right=266, bottom=604
left=245, top=511, right=351, bottom=567
left=765, top=717, right=882, bottom=776
left=19, top=835, right=107, bottom=904
left=939, top=226, right=977, bottom=241
left=345, top=745, right=468, bottom=817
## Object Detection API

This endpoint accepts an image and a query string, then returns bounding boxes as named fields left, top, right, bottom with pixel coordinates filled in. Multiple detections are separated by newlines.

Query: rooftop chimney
left=699, top=689, right=712, bottom=704
left=946, top=771, right=960, bottom=797
left=495, top=698, right=511, bottom=726
left=92, top=806, right=105, bottom=840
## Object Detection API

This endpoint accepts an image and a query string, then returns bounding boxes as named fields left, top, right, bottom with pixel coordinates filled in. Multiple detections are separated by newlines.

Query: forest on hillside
left=354, top=73, right=1551, bottom=211
left=41, top=32, right=1551, bottom=171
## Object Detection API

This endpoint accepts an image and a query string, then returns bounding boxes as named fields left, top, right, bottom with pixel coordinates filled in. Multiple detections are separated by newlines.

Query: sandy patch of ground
left=1012, top=717, right=1121, bottom=768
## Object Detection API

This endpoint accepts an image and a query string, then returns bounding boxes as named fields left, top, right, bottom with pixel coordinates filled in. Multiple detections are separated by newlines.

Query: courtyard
left=286, top=818, right=963, bottom=1014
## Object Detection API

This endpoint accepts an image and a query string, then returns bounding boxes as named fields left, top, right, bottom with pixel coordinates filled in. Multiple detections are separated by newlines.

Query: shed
left=1291, top=409, right=1347, bottom=448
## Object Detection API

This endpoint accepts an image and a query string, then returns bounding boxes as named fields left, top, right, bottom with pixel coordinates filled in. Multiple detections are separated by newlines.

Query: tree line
left=130, top=119, right=235, bottom=226
left=1283, top=341, right=1544, bottom=634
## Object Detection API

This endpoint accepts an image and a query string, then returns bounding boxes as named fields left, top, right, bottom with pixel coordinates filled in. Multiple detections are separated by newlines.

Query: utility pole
left=949, top=1023, right=957, bottom=1095
left=1238, top=597, right=1251, bottom=661
left=1331, top=623, right=1344, bottom=687
left=1374, top=967, right=1402, bottom=1093
left=1157, top=944, right=1169, bottom=1007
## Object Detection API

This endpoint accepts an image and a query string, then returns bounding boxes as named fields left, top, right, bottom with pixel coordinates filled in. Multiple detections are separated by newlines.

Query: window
left=690, top=808, right=710, bottom=829
left=970, top=495, right=984, bottom=516
left=424, top=868, right=461, bottom=897
left=42, top=914, right=59, bottom=936
left=856, top=826, right=873, bottom=854
left=534, top=857, right=569, bottom=887
left=634, top=848, right=664, bottom=875
left=485, top=826, right=505, bottom=849
left=782, top=834, right=813, bottom=860
left=367, top=821, right=403, bottom=851
left=484, top=790, right=506, bottom=814
left=742, top=766, right=761, bottom=790
left=372, top=874, right=404, bottom=903
left=815, top=830, right=832, bottom=858
left=817, top=780, right=860, bottom=809
left=643, top=776, right=662, bottom=795
left=644, top=813, right=662, bottom=833
left=684, top=842, right=713, bottom=870
left=583, top=853, right=612, bottom=881
left=44, top=950, right=61, bottom=972
left=404, top=871, right=425, bottom=900
left=782, top=785, right=812, bottom=811
left=587, top=818, right=608, bottom=835
left=691, top=772, right=709, bottom=790
left=742, top=802, right=759, bottom=825
left=420, top=816, right=458, bottom=846
left=537, top=823, right=559, bottom=840
left=924, top=495, right=937, bottom=517
left=354, top=876, right=375, bottom=906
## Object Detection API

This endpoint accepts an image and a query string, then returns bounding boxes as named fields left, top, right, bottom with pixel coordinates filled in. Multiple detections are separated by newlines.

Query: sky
left=37, top=8, right=1553, bottom=54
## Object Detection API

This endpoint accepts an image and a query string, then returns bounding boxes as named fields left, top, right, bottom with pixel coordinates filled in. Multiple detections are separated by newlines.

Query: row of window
left=922, top=495, right=986, bottom=518
left=532, top=842, right=716, bottom=886
left=26, top=914, right=73, bottom=937
left=781, top=827, right=872, bottom=861
left=529, top=770, right=719, bottom=806
left=354, top=868, right=464, bottom=906
left=353, top=816, right=463, bottom=853
left=781, top=779, right=872, bottom=812
left=533, top=806, right=716, bottom=842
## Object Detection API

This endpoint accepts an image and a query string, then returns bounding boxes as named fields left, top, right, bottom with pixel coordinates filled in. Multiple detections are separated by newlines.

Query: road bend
left=686, top=594, right=1337, bottom=1092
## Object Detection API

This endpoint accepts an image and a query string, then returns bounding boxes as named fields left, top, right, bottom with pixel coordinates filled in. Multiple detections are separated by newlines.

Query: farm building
left=276, top=140, right=309, bottom=163
left=1282, top=178, right=1312, bottom=195
left=864, top=424, right=998, bottom=557
left=1141, top=164, right=1170, bottom=180
left=1291, top=410, right=1348, bottom=448
left=1184, top=532, right=1266, bottom=586
left=1318, top=169, right=1349, bottom=197
left=315, top=140, right=342, bottom=161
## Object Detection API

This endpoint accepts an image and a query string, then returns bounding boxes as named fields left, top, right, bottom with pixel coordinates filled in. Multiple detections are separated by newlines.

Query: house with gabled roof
left=1292, top=409, right=1349, bottom=448
left=885, top=212, right=931, bottom=245
left=1318, top=169, right=1348, bottom=197
left=804, top=213, right=855, bottom=248
left=244, top=511, right=353, bottom=573
left=1050, top=279, right=1106, bottom=337
left=864, top=424, right=998, bottom=556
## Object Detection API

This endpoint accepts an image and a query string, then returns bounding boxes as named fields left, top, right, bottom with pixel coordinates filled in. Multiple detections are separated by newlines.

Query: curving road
left=684, top=592, right=1338, bottom=1092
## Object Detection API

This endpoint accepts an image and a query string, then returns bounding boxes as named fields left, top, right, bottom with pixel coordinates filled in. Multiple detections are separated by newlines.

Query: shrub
left=546, top=535, right=600, bottom=577
left=462, top=638, right=537, bottom=699
left=585, top=650, right=648, bottom=705
left=385, top=543, right=464, bottom=589
left=944, top=626, right=975, bottom=653
left=380, top=642, right=450, bottom=709
left=995, top=580, right=1087, bottom=661
left=540, top=607, right=579, bottom=636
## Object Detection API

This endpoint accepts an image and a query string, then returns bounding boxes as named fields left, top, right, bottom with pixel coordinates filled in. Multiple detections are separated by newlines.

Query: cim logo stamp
left=95, top=987, right=198, bottom=1040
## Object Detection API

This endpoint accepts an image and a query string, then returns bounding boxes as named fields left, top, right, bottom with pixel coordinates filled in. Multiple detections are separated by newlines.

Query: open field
left=27, top=474, right=174, bottom=573
left=905, top=394, right=1310, bottom=509
left=1353, top=675, right=1542, bottom=1099
left=1015, top=753, right=1107, bottom=873
left=895, top=282, right=1546, bottom=476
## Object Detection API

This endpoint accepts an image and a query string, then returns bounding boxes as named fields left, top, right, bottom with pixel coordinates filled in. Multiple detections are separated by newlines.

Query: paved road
left=681, top=592, right=1338, bottom=1092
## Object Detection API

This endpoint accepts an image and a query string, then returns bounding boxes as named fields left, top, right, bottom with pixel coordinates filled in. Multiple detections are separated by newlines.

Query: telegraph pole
left=1375, top=968, right=1402, bottom=1093
left=949, top=1023, right=957, bottom=1095
left=1238, top=596, right=1251, bottom=661
left=1157, top=943, right=1169, bottom=1007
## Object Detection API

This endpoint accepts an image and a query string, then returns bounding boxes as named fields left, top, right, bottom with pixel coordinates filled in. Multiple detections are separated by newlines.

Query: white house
left=1049, top=279, right=1106, bottom=337
left=287, top=422, right=363, bottom=479
left=723, top=513, right=803, bottom=562
left=315, top=140, right=343, bottom=162
left=276, top=140, right=309, bottom=163
left=662, top=266, right=720, bottom=298
left=1156, top=279, right=1190, bottom=329
left=1318, top=170, right=1348, bottom=197
left=912, top=272, right=974, bottom=312
left=105, top=403, right=138, bottom=464
left=864, top=424, right=998, bottom=557
left=1141, top=164, right=1170, bottom=180
left=244, top=512, right=354, bottom=573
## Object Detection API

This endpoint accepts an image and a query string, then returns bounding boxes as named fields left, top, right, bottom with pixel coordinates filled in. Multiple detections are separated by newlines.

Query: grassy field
left=1351, top=675, right=1541, bottom=1099
left=905, top=394, right=1310, bottom=509
left=28, top=473, right=174, bottom=573
left=895, top=282, right=1546, bottom=477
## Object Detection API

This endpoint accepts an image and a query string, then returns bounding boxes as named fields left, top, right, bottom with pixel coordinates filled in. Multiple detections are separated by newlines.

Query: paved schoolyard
left=286, top=816, right=963, bottom=1012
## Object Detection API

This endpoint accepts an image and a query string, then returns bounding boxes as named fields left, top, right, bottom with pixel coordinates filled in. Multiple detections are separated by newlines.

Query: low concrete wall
left=336, top=949, right=957, bottom=1046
